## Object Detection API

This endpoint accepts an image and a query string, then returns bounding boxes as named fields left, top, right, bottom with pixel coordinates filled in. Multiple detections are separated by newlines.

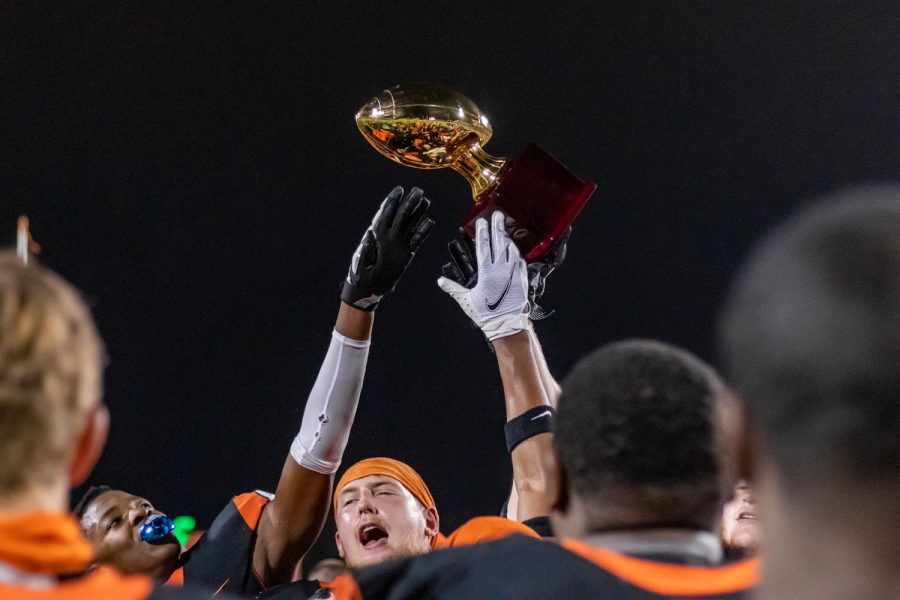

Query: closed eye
left=342, top=498, right=356, bottom=507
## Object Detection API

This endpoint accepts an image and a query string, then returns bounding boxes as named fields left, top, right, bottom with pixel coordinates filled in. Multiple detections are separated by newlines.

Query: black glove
left=442, top=226, right=571, bottom=321
left=441, top=233, right=478, bottom=288
left=341, top=186, right=435, bottom=311
left=526, top=227, right=570, bottom=319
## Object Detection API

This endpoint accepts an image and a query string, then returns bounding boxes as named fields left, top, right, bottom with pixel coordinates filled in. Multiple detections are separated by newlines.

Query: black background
left=2, top=1, right=899, bottom=565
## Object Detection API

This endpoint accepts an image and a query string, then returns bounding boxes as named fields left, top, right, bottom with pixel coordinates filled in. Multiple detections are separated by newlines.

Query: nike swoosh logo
left=530, top=410, right=552, bottom=421
left=485, top=264, right=517, bottom=311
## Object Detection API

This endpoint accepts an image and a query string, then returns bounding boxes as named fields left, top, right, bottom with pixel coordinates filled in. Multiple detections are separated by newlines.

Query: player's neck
left=0, top=478, right=69, bottom=514
left=558, top=493, right=713, bottom=537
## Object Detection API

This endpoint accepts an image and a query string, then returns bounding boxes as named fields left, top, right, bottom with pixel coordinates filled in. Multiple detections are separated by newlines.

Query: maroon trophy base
left=461, top=143, right=596, bottom=262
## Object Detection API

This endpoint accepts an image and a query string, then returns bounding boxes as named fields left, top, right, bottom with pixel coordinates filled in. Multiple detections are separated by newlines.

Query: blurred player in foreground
left=0, top=251, right=231, bottom=599
left=719, top=186, right=900, bottom=599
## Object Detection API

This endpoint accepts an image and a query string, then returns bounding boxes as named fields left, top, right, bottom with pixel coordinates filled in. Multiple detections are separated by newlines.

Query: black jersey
left=338, top=533, right=758, bottom=599
left=167, top=490, right=272, bottom=596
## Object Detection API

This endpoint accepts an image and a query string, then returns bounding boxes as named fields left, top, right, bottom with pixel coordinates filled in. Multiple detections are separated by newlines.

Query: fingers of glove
left=442, top=261, right=464, bottom=284
left=474, top=216, right=491, bottom=268
left=503, top=233, right=522, bottom=264
left=437, top=275, right=469, bottom=296
left=408, top=215, right=435, bottom=253
left=358, top=229, right=378, bottom=271
left=373, top=186, right=403, bottom=232
left=557, top=226, right=572, bottom=248
left=528, top=262, right=549, bottom=297
left=491, top=211, right=511, bottom=263
left=349, top=230, right=367, bottom=277
left=463, top=234, right=479, bottom=276
left=391, top=187, right=425, bottom=236
left=403, top=195, right=431, bottom=241
left=513, top=256, right=529, bottom=294
left=554, top=245, right=567, bottom=270
left=550, top=227, right=571, bottom=268
left=485, top=211, right=519, bottom=266
left=448, top=237, right=477, bottom=285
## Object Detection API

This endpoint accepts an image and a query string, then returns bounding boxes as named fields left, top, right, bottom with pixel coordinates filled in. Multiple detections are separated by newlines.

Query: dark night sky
left=2, top=2, right=899, bottom=563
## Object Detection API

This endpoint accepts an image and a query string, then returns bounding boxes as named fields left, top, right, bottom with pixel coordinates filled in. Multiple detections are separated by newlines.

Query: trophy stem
left=449, top=143, right=507, bottom=199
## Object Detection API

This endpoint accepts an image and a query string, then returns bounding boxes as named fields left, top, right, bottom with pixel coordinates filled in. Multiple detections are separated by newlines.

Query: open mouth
left=737, top=511, right=758, bottom=521
left=358, top=524, right=389, bottom=549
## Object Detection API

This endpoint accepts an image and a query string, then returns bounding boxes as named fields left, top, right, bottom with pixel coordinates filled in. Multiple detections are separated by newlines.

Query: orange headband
left=333, top=457, right=438, bottom=546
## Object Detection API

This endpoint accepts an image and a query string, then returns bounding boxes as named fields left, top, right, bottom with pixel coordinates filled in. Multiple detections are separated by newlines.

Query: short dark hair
left=555, top=339, right=725, bottom=529
left=719, top=186, right=900, bottom=495
left=73, top=485, right=112, bottom=519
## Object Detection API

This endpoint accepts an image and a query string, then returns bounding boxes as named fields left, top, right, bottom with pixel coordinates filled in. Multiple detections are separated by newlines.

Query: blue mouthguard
left=139, top=514, right=175, bottom=542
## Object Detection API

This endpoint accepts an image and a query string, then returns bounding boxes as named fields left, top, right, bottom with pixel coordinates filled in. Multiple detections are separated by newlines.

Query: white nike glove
left=438, top=211, right=530, bottom=341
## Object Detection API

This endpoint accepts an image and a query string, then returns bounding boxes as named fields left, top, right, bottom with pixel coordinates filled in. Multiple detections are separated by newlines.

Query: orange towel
left=0, top=512, right=94, bottom=574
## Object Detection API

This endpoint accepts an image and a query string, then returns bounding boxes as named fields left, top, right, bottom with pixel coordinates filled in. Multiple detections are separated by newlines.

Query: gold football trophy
left=356, top=83, right=596, bottom=261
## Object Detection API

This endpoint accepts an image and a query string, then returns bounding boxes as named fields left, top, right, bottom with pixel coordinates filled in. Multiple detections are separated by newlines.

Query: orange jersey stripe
left=562, top=538, right=759, bottom=596
left=436, top=516, right=540, bottom=549
left=166, top=566, right=185, bottom=586
left=233, top=492, right=268, bottom=530
left=324, top=573, right=363, bottom=600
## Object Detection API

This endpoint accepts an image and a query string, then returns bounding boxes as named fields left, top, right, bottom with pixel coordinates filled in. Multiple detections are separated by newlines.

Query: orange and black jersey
left=560, top=538, right=758, bottom=598
left=338, top=533, right=758, bottom=599
left=167, top=490, right=271, bottom=596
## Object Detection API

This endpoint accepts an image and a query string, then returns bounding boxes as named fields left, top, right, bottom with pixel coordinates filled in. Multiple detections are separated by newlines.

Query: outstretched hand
left=342, top=186, right=435, bottom=311
left=438, top=211, right=530, bottom=341
left=442, top=222, right=570, bottom=322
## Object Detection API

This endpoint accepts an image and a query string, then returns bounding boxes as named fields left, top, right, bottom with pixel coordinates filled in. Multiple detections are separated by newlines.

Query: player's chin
left=142, top=536, right=181, bottom=560
left=122, top=543, right=180, bottom=578
left=728, top=525, right=761, bottom=549
left=347, top=546, right=396, bottom=569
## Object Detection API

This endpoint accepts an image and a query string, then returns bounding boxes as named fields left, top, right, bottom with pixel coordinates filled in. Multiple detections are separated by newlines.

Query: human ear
left=334, top=532, right=346, bottom=559
left=69, top=405, right=109, bottom=486
left=423, top=507, right=440, bottom=539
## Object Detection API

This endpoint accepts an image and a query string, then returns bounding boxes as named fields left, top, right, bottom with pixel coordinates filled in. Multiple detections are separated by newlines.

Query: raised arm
left=501, top=321, right=562, bottom=523
left=492, top=330, right=556, bottom=521
left=253, top=186, right=434, bottom=585
left=527, top=323, right=561, bottom=406
left=438, top=211, right=555, bottom=523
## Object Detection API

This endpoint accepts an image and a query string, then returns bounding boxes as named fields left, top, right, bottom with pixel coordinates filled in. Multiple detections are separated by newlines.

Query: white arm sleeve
left=290, top=329, right=370, bottom=474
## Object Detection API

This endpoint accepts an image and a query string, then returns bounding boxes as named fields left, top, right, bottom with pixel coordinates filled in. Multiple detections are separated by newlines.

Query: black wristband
left=504, top=405, right=555, bottom=453
left=340, top=287, right=381, bottom=312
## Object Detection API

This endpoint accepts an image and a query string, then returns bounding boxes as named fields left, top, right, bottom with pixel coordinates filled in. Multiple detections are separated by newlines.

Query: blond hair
left=0, top=251, right=104, bottom=493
